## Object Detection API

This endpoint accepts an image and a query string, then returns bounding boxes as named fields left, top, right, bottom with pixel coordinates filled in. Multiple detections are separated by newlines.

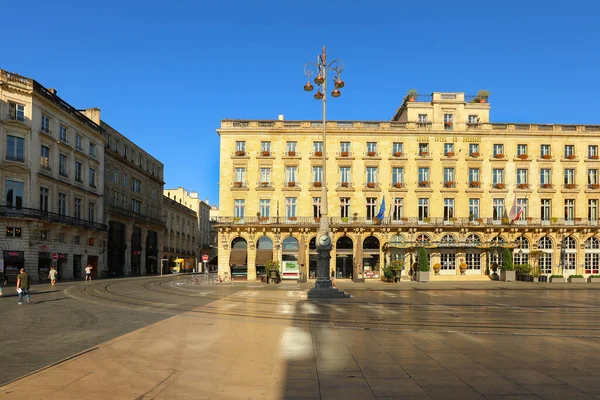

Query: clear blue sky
left=3, top=0, right=599, bottom=206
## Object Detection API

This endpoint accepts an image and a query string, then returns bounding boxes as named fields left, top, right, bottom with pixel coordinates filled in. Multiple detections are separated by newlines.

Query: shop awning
left=255, top=249, right=273, bottom=266
left=229, top=249, right=247, bottom=266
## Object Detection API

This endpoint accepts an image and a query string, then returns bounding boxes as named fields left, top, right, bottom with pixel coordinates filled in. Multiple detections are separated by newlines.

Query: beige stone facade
left=103, top=122, right=165, bottom=276
left=215, top=92, right=600, bottom=281
left=0, top=70, right=107, bottom=283
left=162, top=195, right=198, bottom=273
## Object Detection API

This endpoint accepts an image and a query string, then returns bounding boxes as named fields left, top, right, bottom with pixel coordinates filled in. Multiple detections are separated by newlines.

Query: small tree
left=388, top=259, right=404, bottom=277
left=501, top=248, right=514, bottom=271
left=264, top=260, right=280, bottom=282
left=417, top=247, right=430, bottom=272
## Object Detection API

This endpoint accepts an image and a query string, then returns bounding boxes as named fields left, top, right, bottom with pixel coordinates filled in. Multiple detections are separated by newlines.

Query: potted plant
left=261, top=181, right=269, bottom=187
left=591, top=155, right=600, bottom=160
left=495, top=183, right=506, bottom=189
left=289, top=216, right=297, bottom=221
left=568, top=274, right=585, bottom=283
left=394, top=151, right=403, bottom=157
left=382, top=266, right=395, bottom=282
left=419, top=151, right=429, bottom=157
left=234, top=181, right=243, bottom=187
left=444, top=121, right=453, bottom=127
left=550, top=274, right=566, bottom=283
left=566, top=183, right=577, bottom=189
left=341, top=181, right=349, bottom=188
left=551, top=217, right=559, bottom=225
left=444, top=181, right=454, bottom=188
left=518, top=183, right=529, bottom=189
left=471, top=151, right=480, bottom=157
left=406, top=89, right=418, bottom=102
left=499, top=248, right=515, bottom=281
left=476, top=217, right=484, bottom=224
left=315, top=151, right=323, bottom=156
left=341, top=151, right=349, bottom=157
left=372, top=217, right=380, bottom=224
left=419, top=181, right=429, bottom=187
left=416, top=247, right=430, bottom=282
left=394, top=182, right=403, bottom=188
left=459, top=262, right=468, bottom=275
left=519, top=154, right=529, bottom=160
left=314, top=181, right=322, bottom=187
left=445, top=151, right=455, bottom=157
left=470, top=181, right=480, bottom=188
left=367, top=151, right=376, bottom=157
left=341, top=217, right=349, bottom=223
left=542, top=154, right=552, bottom=160
left=288, top=151, right=296, bottom=156
left=314, top=217, right=320, bottom=223
left=494, top=153, right=504, bottom=159
left=367, top=182, right=376, bottom=188
left=264, top=260, right=280, bottom=284
left=261, top=151, right=270, bottom=156
left=389, top=260, right=404, bottom=282
left=590, top=184, right=600, bottom=189
left=288, top=181, right=296, bottom=187
left=566, top=154, right=576, bottom=160
left=235, top=150, right=245, bottom=156
left=433, top=263, right=441, bottom=275
left=423, top=217, right=431, bottom=224
left=589, top=274, right=600, bottom=283
left=542, top=183, right=553, bottom=189
left=476, top=89, right=490, bottom=103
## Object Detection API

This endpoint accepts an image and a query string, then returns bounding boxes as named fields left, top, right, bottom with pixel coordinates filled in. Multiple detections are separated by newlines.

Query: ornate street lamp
left=303, top=46, right=345, bottom=292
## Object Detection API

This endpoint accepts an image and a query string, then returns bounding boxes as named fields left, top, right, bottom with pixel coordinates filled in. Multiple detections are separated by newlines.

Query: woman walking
left=48, top=266, right=57, bottom=286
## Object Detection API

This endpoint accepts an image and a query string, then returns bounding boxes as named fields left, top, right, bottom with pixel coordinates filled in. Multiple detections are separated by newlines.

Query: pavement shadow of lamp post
left=303, top=46, right=350, bottom=298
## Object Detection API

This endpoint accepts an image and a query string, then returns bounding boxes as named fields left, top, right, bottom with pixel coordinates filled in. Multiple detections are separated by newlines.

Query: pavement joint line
left=0, top=346, right=99, bottom=389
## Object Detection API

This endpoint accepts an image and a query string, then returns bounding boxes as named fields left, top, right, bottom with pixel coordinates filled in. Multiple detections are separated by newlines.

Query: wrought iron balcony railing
left=0, top=205, right=107, bottom=231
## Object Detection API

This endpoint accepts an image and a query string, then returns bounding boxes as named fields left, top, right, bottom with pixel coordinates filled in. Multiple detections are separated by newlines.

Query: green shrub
left=550, top=274, right=564, bottom=278
left=501, top=248, right=514, bottom=271
left=569, top=274, right=584, bottom=279
left=383, top=266, right=395, bottom=280
left=417, top=247, right=430, bottom=272
left=514, top=264, right=532, bottom=276
left=589, top=274, right=600, bottom=278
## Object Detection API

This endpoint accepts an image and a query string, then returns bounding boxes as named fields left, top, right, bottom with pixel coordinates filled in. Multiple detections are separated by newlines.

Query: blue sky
left=3, top=0, right=599, bottom=206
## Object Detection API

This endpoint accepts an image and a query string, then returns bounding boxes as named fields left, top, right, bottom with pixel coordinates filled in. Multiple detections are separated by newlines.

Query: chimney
left=84, top=107, right=101, bottom=125
left=278, top=114, right=284, bottom=121
left=48, top=88, right=57, bottom=95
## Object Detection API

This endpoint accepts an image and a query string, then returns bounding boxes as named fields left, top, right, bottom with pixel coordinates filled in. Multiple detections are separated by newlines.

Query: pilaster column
left=124, top=223, right=133, bottom=276
left=140, top=227, right=148, bottom=276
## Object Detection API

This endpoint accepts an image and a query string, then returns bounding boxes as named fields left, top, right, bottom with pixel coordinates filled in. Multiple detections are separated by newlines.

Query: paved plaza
left=2, top=276, right=600, bottom=399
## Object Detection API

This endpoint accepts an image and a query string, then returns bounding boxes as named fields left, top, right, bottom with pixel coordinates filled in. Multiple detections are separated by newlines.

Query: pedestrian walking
left=16, top=268, right=31, bottom=305
left=48, top=266, right=58, bottom=286
left=85, top=264, right=93, bottom=281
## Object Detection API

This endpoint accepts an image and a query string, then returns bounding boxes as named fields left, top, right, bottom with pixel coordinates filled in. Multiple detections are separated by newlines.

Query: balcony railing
left=212, top=216, right=600, bottom=228
left=0, top=205, right=107, bottom=231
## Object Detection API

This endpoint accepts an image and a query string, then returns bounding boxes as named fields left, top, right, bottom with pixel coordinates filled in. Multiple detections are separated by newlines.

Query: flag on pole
left=514, top=201, right=524, bottom=221
left=376, top=197, right=386, bottom=220
left=508, top=193, right=517, bottom=221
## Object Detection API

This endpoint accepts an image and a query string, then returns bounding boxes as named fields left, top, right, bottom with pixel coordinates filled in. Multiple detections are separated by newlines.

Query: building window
left=392, top=167, right=403, bottom=185
left=59, top=125, right=68, bottom=143
left=132, top=199, right=141, bottom=214
left=40, top=187, right=49, bottom=212
left=516, top=169, right=528, bottom=185
left=259, top=167, right=271, bottom=184
left=589, top=199, right=598, bottom=222
left=443, top=114, right=453, bottom=130
left=366, top=142, right=377, bottom=154
left=469, top=143, right=479, bottom=156
left=259, top=199, right=270, bottom=217
left=235, top=141, right=245, bottom=153
left=418, top=143, right=429, bottom=155
left=5, top=180, right=24, bottom=209
left=76, top=134, right=82, bottom=150
left=466, top=253, right=481, bottom=270
left=540, top=168, right=552, bottom=185
left=517, top=144, right=527, bottom=157
left=493, top=144, right=504, bottom=157
left=312, top=166, right=323, bottom=183
left=286, top=141, right=297, bottom=154
left=89, top=202, right=95, bottom=222
left=564, top=145, right=575, bottom=158
left=340, top=141, right=350, bottom=154
left=492, top=169, right=504, bottom=185
left=418, top=198, right=429, bottom=221
left=6, top=227, right=22, bottom=237
left=89, top=142, right=96, bottom=157
left=493, top=198, right=505, bottom=221
left=285, top=197, right=297, bottom=218
left=366, top=167, right=378, bottom=184
left=285, top=166, right=298, bottom=184
left=440, top=253, right=456, bottom=270
left=564, top=199, right=575, bottom=222
left=75, top=161, right=83, bottom=182
left=113, top=169, right=119, bottom=184
left=468, top=168, right=480, bottom=183
left=444, top=143, right=454, bottom=155
left=74, top=198, right=82, bottom=219
left=6, top=135, right=25, bottom=162
left=41, top=114, right=50, bottom=133
left=418, top=114, right=428, bottom=123
left=340, top=167, right=351, bottom=184
left=40, top=145, right=50, bottom=170
left=443, top=168, right=454, bottom=186
left=313, top=141, right=323, bottom=154
left=366, top=197, right=377, bottom=219
left=541, top=144, right=551, bottom=157
left=40, top=231, right=48, bottom=241
left=589, top=145, right=598, bottom=159
left=9, top=102, right=25, bottom=121
left=469, top=198, right=480, bottom=220
left=74, top=236, right=80, bottom=245
left=541, top=199, right=552, bottom=222
left=418, top=167, right=429, bottom=184
left=392, top=142, right=403, bottom=155
left=313, top=197, right=321, bottom=218
left=123, top=173, right=127, bottom=188
left=89, top=168, right=96, bottom=188
left=234, top=199, right=245, bottom=218
left=132, top=178, right=142, bottom=193
left=588, top=169, right=598, bottom=185
left=516, top=198, right=528, bottom=220
left=468, top=115, right=479, bottom=123
left=391, top=198, right=404, bottom=221
left=58, top=193, right=67, bottom=216
left=564, top=169, right=575, bottom=185
left=443, top=198, right=455, bottom=220
left=340, top=197, right=350, bottom=218
left=59, top=154, right=68, bottom=177
left=260, top=141, right=271, bottom=153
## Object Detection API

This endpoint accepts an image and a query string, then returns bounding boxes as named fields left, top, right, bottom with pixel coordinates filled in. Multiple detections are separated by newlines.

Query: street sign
left=202, top=254, right=209, bottom=262
left=51, top=253, right=59, bottom=261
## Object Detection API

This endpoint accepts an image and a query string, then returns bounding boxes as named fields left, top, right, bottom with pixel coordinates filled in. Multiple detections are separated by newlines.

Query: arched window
left=390, top=235, right=405, bottom=246
left=363, top=236, right=380, bottom=250
left=256, top=236, right=273, bottom=250
left=440, top=234, right=457, bottom=244
left=563, top=236, right=577, bottom=271
left=491, top=236, right=506, bottom=245
left=231, top=237, right=247, bottom=249
left=538, top=236, right=553, bottom=274
left=466, top=234, right=482, bottom=244
left=514, top=236, right=530, bottom=265
left=282, top=236, right=299, bottom=252
left=416, top=234, right=430, bottom=244
left=564, top=236, right=577, bottom=249
left=585, top=237, right=600, bottom=274
left=585, top=236, right=600, bottom=250
left=309, top=237, right=317, bottom=251
left=515, top=236, right=529, bottom=249
left=336, top=236, right=353, bottom=250
left=538, top=236, right=553, bottom=249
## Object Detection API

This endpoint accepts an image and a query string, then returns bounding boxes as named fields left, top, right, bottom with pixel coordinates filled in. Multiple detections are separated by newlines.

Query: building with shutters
left=214, top=92, right=600, bottom=281
left=162, top=194, right=198, bottom=273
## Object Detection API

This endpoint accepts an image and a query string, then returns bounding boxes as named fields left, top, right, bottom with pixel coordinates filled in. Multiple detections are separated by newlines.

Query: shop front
left=229, top=237, right=248, bottom=280
left=281, top=237, right=300, bottom=280
left=38, top=252, right=53, bottom=283
left=335, top=236, right=353, bottom=279
left=255, top=236, right=273, bottom=280
left=362, top=236, right=381, bottom=279
left=3, top=250, right=24, bottom=284
left=308, top=237, right=317, bottom=279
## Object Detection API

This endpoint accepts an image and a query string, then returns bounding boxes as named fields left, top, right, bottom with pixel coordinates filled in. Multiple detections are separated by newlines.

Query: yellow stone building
left=215, top=92, right=600, bottom=282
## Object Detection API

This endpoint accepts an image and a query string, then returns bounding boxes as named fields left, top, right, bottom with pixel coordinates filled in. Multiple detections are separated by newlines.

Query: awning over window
left=255, top=249, right=273, bottom=266
left=229, top=249, right=247, bottom=266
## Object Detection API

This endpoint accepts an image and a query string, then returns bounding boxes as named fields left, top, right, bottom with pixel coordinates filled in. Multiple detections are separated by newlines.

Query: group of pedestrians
left=0, top=264, right=94, bottom=305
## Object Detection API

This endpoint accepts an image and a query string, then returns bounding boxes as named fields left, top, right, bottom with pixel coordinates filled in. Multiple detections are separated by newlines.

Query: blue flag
left=376, top=197, right=385, bottom=220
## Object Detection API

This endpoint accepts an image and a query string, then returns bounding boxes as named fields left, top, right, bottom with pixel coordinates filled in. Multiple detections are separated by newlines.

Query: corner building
left=215, top=92, right=600, bottom=281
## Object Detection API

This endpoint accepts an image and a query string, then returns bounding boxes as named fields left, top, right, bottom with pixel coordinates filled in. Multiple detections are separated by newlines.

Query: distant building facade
left=162, top=195, right=198, bottom=273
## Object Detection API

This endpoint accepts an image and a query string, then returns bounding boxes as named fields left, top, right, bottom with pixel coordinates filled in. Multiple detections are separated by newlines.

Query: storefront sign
left=4, top=251, right=24, bottom=260
left=282, top=261, right=299, bottom=279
